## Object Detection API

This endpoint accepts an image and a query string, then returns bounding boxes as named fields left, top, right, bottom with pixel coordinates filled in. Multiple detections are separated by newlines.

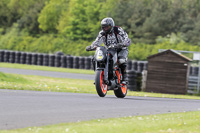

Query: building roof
left=147, top=49, right=192, bottom=62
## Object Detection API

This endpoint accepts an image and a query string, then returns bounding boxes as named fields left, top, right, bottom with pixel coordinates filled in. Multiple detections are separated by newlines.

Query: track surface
left=0, top=67, right=200, bottom=130
left=0, top=89, right=200, bottom=130
left=0, top=67, right=94, bottom=80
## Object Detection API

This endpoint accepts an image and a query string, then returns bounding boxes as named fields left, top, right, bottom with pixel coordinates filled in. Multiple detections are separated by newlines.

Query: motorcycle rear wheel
left=114, top=85, right=127, bottom=98
left=114, top=70, right=127, bottom=98
left=95, top=70, right=108, bottom=97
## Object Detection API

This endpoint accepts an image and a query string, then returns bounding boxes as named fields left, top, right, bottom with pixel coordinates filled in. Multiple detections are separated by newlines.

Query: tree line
left=0, top=0, right=200, bottom=60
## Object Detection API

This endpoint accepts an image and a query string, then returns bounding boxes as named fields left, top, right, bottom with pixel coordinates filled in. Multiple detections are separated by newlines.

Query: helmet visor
left=102, top=25, right=111, bottom=33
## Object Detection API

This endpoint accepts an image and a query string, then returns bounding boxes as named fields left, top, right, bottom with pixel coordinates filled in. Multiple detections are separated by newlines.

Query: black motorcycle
left=87, top=45, right=127, bottom=98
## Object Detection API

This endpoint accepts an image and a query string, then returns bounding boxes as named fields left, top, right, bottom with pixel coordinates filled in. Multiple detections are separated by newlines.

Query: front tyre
left=95, top=70, right=107, bottom=97
left=114, top=70, right=127, bottom=98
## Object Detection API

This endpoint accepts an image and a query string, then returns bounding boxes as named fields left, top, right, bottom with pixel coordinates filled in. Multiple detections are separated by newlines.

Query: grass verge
left=0, top=72, right=95, bottom=93
left=0, top=72, right=200, bottom=99
left=1, top=111, right=200, bottom=133
left=0, top=63, right=95, bottom=75
left=1, top=63, right=200, bottom=99
left=128, top=91, right=200, bottom=100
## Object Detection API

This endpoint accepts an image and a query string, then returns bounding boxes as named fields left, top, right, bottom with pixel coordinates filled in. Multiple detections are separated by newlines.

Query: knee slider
left=119, top=59, right=126, bottom=64
left=118, top=56, right=127, bottom=65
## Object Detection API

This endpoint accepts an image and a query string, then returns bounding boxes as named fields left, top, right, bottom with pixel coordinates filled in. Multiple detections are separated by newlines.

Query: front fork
left=104, top=52, right=109, bottom=84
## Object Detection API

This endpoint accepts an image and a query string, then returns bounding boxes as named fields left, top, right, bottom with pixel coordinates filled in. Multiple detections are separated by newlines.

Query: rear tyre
left=114, top=85, right=127, bottom=98
left=114, top=70, right=127, bottom=98
left=95, top=70, right=107, bottom=97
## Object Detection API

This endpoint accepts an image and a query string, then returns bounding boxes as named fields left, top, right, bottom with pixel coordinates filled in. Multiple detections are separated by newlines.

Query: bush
left=0, top=30, right=95, bottom=56
left=1, top=29, right=200, bottom=60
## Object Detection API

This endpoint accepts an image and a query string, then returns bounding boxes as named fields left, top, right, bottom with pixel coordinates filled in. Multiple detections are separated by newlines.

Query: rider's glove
left=124, top=38, right=131, bottom=47
left=86, top=46, right=91, bottom=51
left=118, top=38, right=131, bottom=47
left=118, top=43, right=125, bottom=47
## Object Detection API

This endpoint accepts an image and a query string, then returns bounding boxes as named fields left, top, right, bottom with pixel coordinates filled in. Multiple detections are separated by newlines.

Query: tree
left=7, top=0, right=38, bottom=24
left=0, top=0, right=47, bottom=34
left=59, top=0, right=103, bottom=41
left=107, top=0, right=132, bottom=32
left=38, top=0, right=69, bottom=33
left=17, top=0, right=46, bottom=34
left=179, top=0, right=200, bottom=45
left=0, top=0, right=12, bottom=29
left=137, top=0, right=184, bottom=43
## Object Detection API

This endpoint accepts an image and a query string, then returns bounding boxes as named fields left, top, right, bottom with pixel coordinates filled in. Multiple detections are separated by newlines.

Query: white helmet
left=101, top=17, right=115, bottom=33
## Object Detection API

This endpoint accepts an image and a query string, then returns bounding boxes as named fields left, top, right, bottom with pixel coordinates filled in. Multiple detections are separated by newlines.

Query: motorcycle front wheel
left=95, top=70, right=108, bottom=97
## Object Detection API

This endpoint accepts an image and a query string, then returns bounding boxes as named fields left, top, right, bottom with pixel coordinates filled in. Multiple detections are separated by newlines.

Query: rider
left=86, top=17, right=131, bottom=84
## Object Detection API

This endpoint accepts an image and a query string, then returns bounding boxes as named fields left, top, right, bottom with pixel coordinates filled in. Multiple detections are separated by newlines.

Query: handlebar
left=87, top=43, right=124, bottom=51
left=108, top=43, right=124, bottom=49
left=87, top=46, right=97, bottom=51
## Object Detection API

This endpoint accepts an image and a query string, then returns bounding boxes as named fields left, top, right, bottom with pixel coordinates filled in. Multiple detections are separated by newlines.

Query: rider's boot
left=121, top=64, right=128, bottom=85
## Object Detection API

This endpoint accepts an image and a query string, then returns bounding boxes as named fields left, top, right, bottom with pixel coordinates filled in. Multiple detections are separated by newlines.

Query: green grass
left=0, top=63, right=95, bottom=75
left=0, top=71, right=28, bottom=83
left=0, top=72, right=95, bottom=93
left=1, top=111, right=200, bottom=133
left=128, top=91, right=200, bottom=100
left=0, top=72, right=200, bottom=99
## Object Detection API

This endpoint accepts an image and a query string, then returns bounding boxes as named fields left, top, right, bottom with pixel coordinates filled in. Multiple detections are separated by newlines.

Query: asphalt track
left=0, top=68, right=200, bottom=130
left=0, top=89, right=200, bottom=130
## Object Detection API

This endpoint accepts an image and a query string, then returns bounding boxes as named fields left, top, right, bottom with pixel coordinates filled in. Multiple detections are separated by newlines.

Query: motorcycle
left=87, top=45, right=127, bottom=98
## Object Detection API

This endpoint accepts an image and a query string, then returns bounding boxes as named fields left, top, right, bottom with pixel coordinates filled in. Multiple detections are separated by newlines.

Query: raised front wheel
left=95, top=70, right=107, bottom=97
